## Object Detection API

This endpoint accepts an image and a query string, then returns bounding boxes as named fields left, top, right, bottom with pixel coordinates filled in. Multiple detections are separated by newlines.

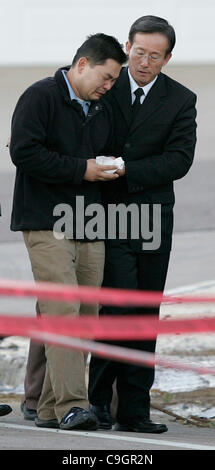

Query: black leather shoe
left=0, top=404, right=12, bottom=416
left=21, top=402, right=37, bottom=421
left=114, top=419, right=168, bottom=434
left=60, top=407, right=99, bottom=431
left=35, top=417, right=59, bottom=428
left=90, top=404, right=112, bottom=430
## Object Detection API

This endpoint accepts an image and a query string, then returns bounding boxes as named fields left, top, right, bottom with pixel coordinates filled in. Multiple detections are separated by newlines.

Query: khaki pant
left=23, top=231, right=105, bottom=422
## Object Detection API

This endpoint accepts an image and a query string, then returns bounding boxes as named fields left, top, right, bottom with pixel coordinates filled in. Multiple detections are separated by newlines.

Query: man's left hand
left=116, top=166, right=125, bottom=176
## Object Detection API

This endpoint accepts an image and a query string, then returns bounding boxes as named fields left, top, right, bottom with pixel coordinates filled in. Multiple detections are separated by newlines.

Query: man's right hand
left=83, top=159, right=119, bottom=182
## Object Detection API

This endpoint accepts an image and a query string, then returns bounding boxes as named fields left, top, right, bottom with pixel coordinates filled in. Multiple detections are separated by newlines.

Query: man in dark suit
left=89, top=16, right=197, bottom=433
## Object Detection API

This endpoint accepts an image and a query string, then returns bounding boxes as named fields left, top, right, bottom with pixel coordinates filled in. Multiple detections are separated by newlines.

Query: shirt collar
left=128, top=68, right=158, bottom=96
left=61, top=70, right=90, bottom=107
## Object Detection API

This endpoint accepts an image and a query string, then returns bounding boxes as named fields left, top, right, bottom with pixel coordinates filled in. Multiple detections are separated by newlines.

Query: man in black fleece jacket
left=9, top=33, right=126, bottom=431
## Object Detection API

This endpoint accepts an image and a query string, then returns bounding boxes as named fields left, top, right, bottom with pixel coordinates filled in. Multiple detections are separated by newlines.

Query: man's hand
left=116, top=166, right=126, bottom=177
left=83, top=159, right=120, bottom=181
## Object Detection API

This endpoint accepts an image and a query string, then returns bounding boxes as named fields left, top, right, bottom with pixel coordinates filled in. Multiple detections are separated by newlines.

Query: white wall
left=1, top=0, right=215, bottom=65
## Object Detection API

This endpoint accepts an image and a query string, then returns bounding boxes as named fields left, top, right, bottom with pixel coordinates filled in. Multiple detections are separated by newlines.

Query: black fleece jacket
left=10, top=66, right=113, bottom=238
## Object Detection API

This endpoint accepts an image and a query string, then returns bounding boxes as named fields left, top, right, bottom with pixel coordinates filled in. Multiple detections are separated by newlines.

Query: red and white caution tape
left=0, top=314, right=215, bottom=376
left=0, top=278, right=215, bottom=376
left=1, top=278, right=215, bottom=306
left=8, top=328, right=215, bottom=377
left=0, top=315, right=215, bottom=340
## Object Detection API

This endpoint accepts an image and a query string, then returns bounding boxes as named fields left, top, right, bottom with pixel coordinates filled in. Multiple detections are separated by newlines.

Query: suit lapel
left=129, top=73, right=167, bottom=133
left=112, top=67, right=132, bottom=127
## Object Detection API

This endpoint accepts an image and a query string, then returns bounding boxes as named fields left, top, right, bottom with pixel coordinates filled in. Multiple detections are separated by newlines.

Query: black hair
left=72, top=33, right=127, bottom=66
left=128, top=15, right=176, bottom=56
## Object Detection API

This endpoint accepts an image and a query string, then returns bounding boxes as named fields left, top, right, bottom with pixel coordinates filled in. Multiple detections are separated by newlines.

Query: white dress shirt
left=128, top=69, right=158, bottom=105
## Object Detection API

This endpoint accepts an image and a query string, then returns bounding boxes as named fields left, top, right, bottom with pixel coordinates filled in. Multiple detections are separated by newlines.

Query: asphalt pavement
left=0, top=397, right=215, bottom=451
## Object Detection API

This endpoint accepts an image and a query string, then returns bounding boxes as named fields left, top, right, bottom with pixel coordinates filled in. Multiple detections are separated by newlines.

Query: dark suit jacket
left=102, top=67, right=197, bottom=253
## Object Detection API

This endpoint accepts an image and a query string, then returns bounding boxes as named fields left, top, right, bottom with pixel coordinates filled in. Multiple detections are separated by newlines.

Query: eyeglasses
left=134, top=51, right=162, bottom=62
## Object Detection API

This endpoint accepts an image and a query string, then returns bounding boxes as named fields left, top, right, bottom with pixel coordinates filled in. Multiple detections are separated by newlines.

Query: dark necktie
left=132, top=87, right=144, bottom=116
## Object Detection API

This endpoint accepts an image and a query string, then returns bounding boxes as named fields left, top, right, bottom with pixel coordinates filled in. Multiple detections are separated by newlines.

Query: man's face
left=77, top=58, right=121, bottom=100
left=126, top=32, right=172, bottom=86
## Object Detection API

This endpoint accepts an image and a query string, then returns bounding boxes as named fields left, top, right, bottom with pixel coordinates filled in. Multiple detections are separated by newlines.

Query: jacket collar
left=113, top=67, right=132, bottom=126
left=55, top=65, right=72, bottom=105
left=55, top=65, right=103, bottom=118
